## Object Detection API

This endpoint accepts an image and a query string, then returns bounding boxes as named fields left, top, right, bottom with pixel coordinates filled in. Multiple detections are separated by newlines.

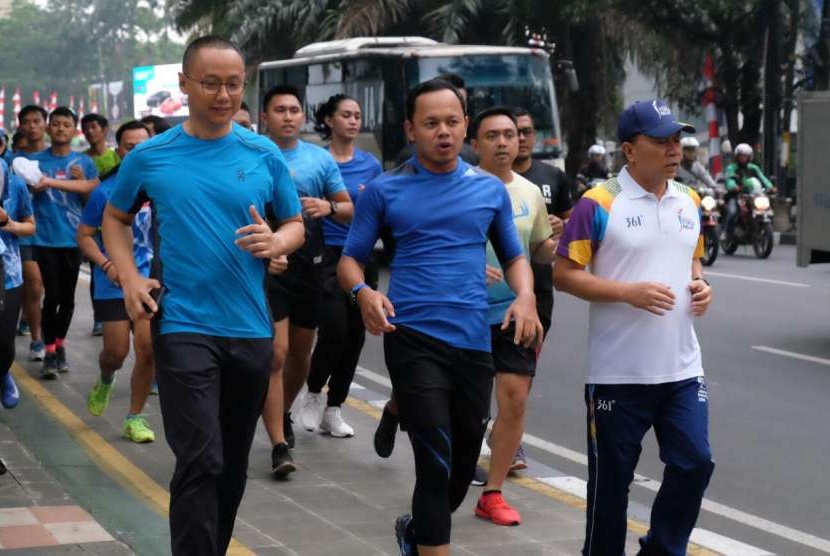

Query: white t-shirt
left=556, top=167, right=706, bottom=384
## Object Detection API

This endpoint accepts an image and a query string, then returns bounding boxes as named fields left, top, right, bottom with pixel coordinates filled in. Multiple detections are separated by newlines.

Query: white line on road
left=537, top=477, right=775, bottom=555
left=753, top=345, right=830, bottom=367
left=705, top=271, right=810, bottom=288
left=355, top=365, right=830, bottom=553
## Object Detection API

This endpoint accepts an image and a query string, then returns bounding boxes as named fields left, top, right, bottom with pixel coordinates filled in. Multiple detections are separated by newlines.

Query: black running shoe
left=56, top=346, right=69, bottom=373
left=40, top=353, right=59, bottom=380
left=283, top=413, right=295, bottom=449
left=471, top=465, right=489, bottom=486
left=271, top=443, right=296, bottom=479
left=374, top=406, right=399, bottom=458
left=394, top=514, right=418, bottom=556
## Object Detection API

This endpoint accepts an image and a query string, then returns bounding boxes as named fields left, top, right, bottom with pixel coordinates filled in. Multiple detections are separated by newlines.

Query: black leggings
left=35, top=247, right=82, bottom=345
left=0, top=287, right=23, bottom=378
left=307, top=246, right=377, bottom=407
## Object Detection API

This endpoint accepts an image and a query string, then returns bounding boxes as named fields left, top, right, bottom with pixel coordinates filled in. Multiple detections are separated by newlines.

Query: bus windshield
left=406, top=54, right=561, bottom=157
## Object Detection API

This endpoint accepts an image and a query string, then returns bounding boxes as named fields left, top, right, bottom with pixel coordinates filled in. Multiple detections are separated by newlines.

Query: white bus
left=256, top=37, right=562, bottom=168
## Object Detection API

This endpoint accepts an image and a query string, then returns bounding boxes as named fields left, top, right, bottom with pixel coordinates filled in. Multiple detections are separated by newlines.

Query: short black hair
left=314, top=94, right=358, bottom=140
left=239, top=101, right=250, bottom=113
left=140, top=115, right=172, bottom=134
left=115, top=120, right=151, bottom=145
left=262, top=85, right=302, bottom=112
left=18, top=105, right=48, bottom=125
left=512, top=107, right=531, bottom=120
left=81, top=113, right=108, bottom=131
left=470, top=106, right=518, bottom=140
left=436, top=73, right=466, bottom=90
left=182, top=35, right=243, bottom=74
left=406, top=79, right=466, bottom=121
left=11, top=130, right=25, bottom=150
left=49, top=106, right=78, bottom=125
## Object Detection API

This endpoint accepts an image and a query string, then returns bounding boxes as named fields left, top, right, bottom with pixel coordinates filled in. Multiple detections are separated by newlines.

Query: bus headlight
left=753, top=196, right=770, bottom=211
left=701, top=196, right=717, bottom=212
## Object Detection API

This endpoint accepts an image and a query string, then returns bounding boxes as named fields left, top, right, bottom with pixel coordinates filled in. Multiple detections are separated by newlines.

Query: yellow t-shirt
left=486, top=172, right=552, bottom=324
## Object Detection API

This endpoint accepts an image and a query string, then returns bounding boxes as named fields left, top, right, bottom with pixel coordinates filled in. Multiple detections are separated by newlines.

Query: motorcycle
left=720, top=178, right=775, bottom=259
left=697, top=185, right=721, bottom=266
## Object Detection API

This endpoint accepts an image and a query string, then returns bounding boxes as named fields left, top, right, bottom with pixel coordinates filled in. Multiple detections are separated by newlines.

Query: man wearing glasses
left=102, top=36, right=304, bottom=556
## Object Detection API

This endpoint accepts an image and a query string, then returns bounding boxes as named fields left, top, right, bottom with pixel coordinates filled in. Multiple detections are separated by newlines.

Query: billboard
left=132, top=64, right=188, bottom=119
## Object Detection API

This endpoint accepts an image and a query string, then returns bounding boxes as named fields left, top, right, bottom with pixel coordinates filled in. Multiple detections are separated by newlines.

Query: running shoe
left=56, top=346, right=69, bottom=373
left=374, top=406, right=398, bottom=458
left=394, top=514, right=418, bottom=556
left=297, top=391, right=326, bottom=431
left=87, top=377, right=115, bottom=416
left=29, top=340, right=45, bottom=362
left=471, top=465, right=489, bottom=486
left=1, top=373, right=20, bottom=409
left=271, top=442, right=296, bottom=479
left=17, top=320, right=30, bottom=336
left=475, top=491, right=521, bottom=526
left=122, top=415, right=155, bottom=443
left=149, top=379, right=158, bottom=396
left=40, top=353, right=58, bottom=380
left=283, top=412, right=295, bottom=449
left=320, top=406, right=354, bottom=438
left=92, top=322, right=103, bottom=336
left=509, top=443, right=528, bottom=473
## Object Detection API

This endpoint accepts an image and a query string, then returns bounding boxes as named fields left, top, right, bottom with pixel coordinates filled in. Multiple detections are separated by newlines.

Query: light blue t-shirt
left=279, top=140, right=346, bottom=261
left=343, top=157, right=523, bottom=352
left=323, top=148, right=382, bottom=247
left=108, top=123, right=302, bottom=338
left=1, top=175, right=33, bottom=289
left=80, top=172, right=153, bottom=301
left=26, top=149, right=98, bottom=247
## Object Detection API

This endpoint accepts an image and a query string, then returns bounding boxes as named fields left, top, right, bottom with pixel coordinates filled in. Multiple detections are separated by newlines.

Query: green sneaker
left=87, top=377, right=115, bottom=416
left=122, top=415, right=155, bottom=443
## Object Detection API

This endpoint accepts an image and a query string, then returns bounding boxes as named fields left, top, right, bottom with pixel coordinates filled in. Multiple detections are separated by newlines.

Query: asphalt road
left=356, top=244, right=830, bottom=555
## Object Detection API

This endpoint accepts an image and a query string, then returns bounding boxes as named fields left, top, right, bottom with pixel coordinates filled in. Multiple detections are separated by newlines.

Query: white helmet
left=735, top=143, right=753, bottom=156
left=588, top=144, right=606, bottom=156
left=680, top=137, right=700, bottom=149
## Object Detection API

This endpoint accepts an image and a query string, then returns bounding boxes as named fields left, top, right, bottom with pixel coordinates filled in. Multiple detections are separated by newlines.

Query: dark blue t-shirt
left=323, top=148, right=382, bottom=247
left=81, top=173, right=153, bottom=301
left=1, top=175, right=34, bottom=289
left=343, top=157, right=523, bottom=352
left=108, top=124, right=302, bottom=338
left=27, top=149, right=98, bottom=247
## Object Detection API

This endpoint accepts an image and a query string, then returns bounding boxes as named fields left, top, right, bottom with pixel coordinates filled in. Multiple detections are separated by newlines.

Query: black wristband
left=693, top=277, right=710, bottom=286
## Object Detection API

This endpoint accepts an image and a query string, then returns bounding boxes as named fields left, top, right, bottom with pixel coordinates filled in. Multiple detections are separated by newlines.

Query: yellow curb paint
left=11, top=363, right=254, bottom=556
left=346, top=395, right=721, bottom=556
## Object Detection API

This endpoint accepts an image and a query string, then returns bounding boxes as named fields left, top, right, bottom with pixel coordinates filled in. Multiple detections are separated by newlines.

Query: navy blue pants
left=583, top=377, right=715, bottom=556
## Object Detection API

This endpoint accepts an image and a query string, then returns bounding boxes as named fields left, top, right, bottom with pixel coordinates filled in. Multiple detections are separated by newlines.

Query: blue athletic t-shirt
left=343, top=157, right=523, bottom=352
left=80, top=173, right=153, bottom=301
left=1, top=175, right=34, bottom=289
left=323, top=148, right=382, bottom=247
left=108, top=123, right=302, bottom=338
left=280, top=140, right=346, bottom=261
left=27, top=149, right=98, bottom=247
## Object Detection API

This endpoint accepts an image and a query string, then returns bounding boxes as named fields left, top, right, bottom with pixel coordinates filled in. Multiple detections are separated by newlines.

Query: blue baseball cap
left=617, top=99, right=695, bottom=143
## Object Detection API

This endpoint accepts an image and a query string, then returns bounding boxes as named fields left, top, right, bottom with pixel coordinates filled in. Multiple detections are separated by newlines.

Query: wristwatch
left=329, top=200, right=338, bottom=215
left=350, top=282, right=368, bottom=304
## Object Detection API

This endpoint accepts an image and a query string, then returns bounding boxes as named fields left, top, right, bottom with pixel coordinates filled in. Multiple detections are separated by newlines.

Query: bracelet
left=693, top=277, right=710, bottom=286
left=101, top=260, right=112, bottom=271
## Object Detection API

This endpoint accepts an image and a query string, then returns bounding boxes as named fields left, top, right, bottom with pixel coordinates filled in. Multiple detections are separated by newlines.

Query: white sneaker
left=297, top=391, right=326, bottom=431
left=320, top=406, right=354, bottom=438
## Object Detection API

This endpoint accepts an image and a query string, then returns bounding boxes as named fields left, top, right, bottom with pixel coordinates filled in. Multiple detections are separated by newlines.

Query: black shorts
left=383, top=325, right=494, bottom=432
left=491, top=323, right=538, bottom=376
left=532, top=261, right=553, bottom=337
left=267, top=256, right=323, bottom=329
left=93, top=298, right=129, bottom=322
left=20, top=246, right=34, bottom=263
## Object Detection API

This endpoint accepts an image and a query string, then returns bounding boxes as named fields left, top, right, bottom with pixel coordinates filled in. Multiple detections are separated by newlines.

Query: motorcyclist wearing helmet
left=723, top=143, right=773, bottom=238
left=676, top=137, right=717, bottom=190
left=579, top=144, right=611, bottom=181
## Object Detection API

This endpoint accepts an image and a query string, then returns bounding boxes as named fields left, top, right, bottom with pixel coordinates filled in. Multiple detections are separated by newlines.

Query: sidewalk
left=0, top=297, right=653, bottom=555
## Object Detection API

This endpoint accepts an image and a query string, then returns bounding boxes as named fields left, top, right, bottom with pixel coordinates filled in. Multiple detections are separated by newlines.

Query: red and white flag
left=33, top=90, right=40, bottom=106
left=48, top=91, right=58, bottom=112
left=0, top=87, right=6, bottom=131
left=69, top=95, right=75, bottom=111
left=703, top=54, right=723, bottom=178
left=12, top=88, right=21, bottom=129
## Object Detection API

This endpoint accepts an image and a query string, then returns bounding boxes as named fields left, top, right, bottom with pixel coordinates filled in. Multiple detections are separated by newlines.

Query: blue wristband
left=350, top=282, right=368, bottom=304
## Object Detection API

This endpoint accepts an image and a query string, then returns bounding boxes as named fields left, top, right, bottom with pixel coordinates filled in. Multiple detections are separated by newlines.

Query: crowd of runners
left=0, top=35, right=715, bottom=556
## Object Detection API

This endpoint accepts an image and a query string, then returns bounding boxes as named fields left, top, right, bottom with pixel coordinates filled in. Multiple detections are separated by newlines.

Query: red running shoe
left=475, top=491, right=521, bottom=526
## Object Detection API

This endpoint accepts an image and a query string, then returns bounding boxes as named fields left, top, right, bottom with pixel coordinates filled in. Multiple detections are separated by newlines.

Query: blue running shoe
left=1, top=373, right=20, bottom=409
left=17, top=320, right=30, bottom=336
left=394, top=514, right=418, bottom=555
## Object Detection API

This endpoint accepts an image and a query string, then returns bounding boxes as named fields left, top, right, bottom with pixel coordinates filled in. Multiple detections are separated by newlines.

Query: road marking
left=537, top=477, right=773, bottom=555
left=705, top=271, right=810, bottom=288
left=10, top=363, right=254, bottom=556
left=353, top=367, right=830, bottom=553
left=753, top=345, right=830, bottom=367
